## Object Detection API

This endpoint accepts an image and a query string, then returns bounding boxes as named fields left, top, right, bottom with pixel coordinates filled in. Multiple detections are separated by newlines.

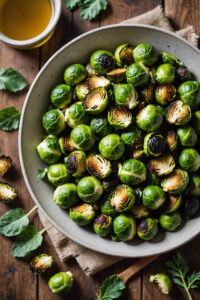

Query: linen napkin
left=39, top=5, right=199, bottom=276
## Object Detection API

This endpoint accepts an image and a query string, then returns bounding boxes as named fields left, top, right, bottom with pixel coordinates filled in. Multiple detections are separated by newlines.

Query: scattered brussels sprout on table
left=30, top=253, right=53, bottom=274
left=150, top=273, right=172, bottom=294
left=0, top=155, right=12, bottom=176
left=48, top=271, right=73, bottom=294
left=0, top=182, right=17, bottom=203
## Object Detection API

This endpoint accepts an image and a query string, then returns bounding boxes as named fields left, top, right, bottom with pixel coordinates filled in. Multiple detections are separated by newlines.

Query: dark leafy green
left=64, top=0, right=81, bottom=10
left=0, top=68, right=28, bottom=92
left=37, top=168, right=48, bottom=181
left=0, top=107, right=21, bottom=131
left=80, top=0, right=108, bottom=20
left=97, top=274, right=126, bottom=300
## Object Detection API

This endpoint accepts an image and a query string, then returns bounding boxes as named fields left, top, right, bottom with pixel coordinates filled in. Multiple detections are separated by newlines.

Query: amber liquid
left=0, top=0, right=52, bottom=40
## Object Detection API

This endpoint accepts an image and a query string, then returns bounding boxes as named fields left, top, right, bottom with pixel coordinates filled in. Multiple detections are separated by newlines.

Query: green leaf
left=0, top=208, right=29, bottom=237
left=37, top=168, right=48, bottom=181
left=0, top=68, right=28, bottom=92
left=11, top=225, right=43, bottom=257
left=0, top=107, right=21, bottom=131
left=97, top=274, right=126, bottom=300
left=80, top=0, right=108, bottom=21
left=64, top=0, right=82, bottom=10
left=188, top=272, right=200, bottom=290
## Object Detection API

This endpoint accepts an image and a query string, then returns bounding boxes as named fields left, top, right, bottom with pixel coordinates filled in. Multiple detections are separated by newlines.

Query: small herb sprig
left=96, top=274, right=126, bottom=300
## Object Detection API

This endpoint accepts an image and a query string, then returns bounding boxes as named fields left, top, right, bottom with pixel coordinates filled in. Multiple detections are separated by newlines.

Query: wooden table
left=1, top=1, right=200, bottom=299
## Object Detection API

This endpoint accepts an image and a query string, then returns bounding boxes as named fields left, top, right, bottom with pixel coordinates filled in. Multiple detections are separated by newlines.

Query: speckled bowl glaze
left=19, top=25, right=200, bottom=257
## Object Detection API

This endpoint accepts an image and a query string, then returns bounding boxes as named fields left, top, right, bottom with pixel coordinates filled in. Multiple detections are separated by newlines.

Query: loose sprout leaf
left=97, top=274, right=126, bottom=300
left=0, top=68, right=28, bottom=92
left=64, top=0, right=82, bottom=10
left=80, top=0, right=108, bottom=21
left=11, top=225, right=43, bottom=257
left=0, top=107, right=21, bottom=131
left=37, top=168, right=48, bottom=181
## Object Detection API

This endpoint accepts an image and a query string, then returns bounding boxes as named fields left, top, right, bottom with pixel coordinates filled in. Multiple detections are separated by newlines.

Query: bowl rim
left=19, top=24, right=200, bottom=257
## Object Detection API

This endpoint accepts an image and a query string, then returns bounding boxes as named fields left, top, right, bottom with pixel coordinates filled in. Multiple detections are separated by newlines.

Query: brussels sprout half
left=150, top=273, right=172, bottom=295
left=0, top=155, right=12, bottom=176
left=83, top=87, right=108, bottom=114
left=178, top=80, right=200, bottom=107
left=42, top=109, right=66, bottom=135
left=90, top=50, right=115, bottom=74
left=166, top=100, right=191, bottom=126
left=177, top=126, right=197, bottom=147
left=66, top=150, right=86, bottom=177
left=114, top=43, right=134, bottom=66
left=70, top=124, right=96, bottom=151
left=148, top=154, right=175, bottom=176
left=108, top=106, right=133, bottom=130
left=155, top=64, right=175, bottom=84
left=64, top=63, right=86, bottom=86
left=59, top=136, right=76, bottom=155
left=113, top=214, right=136, bottom=241
left=132, top=149, right=145, bottom=161
left=37, top=135, right=61, bottom=164
left=77, top=176, right=103, bottom=203
left=133, top=43, right=158, bottom=66
left=165, top=194, right=182, bottom=213
left=143, top=132, right=166, bottom=157
left=107, top=68, right=127, bottom=83
left=86, top=154, right=111, bottom=179
left=99, top=134, right=125, bottom=160
left=114, top=83, right=138, bottom=109
left=126, top=63, right=149, bottom=87
left=179, top=148, right=200, bottom=173
left=176, top=66, right=191, bottom=82
left=140, top=83, right=156, bottom=104
left=47, top=163, right=70, bottom=187
left=65, top=102, right=88, bottom=128
left=137, top=218, right=158, bottom=240
left=161, top=169, right=189, bottom=194
left=70, top=203, right=95, bottom=225
left=93, top=214, right=112, bottom=237
left=90, top=117, right=112, bottom=138
left=159, top=212, right=182, bottom=231
left=75, top=81, right=89, bottom=101
left=48, top=271, right=73, bottom=294
left=53, top=183, right=78, bottom=209
left=118, top=159, right=147, bottom=186
left=190, top=174, right=200, bottom=196
left=142, top=185, right=165, bottom=210
left=136, top=104, right=164, bottom=132
left=50, top=84, right=72, bottom=109
left=0, top=183, right=17, bottom=203
left=130, top=204, right=150, bottom=219
left=87, top=75, right=110, bottom=90
left=165, top=130, right=178, bottom=152
left=155, top=84, right=176, bottom=105
left=30, top=254, right=53, bottom=274
left=109, top=184, right=135, bottom=212
left=121, top=127, right=143, bottom=148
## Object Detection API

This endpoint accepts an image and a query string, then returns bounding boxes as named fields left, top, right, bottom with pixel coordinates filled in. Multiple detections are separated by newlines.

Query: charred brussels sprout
left=30, top=254, right=53, bottom=274
left=108, top=106, right=132, bottom=130
left=165, top=194, right=182, bottom=213
left=137, top=218, right=158, bottom=240
left=37, top=135, right=61, bottom=164
left=90, top=117, right=112, bottom=137
left=90, top=50, right=115, bottom=74
left=64, top=63, right=86, bottom=86
left=118, top=159, right=147, bottom=186
left=148, top=154, right=175, bottom=176
left=87, top=75, right=110, bottom=90
left=159, top=52, right=183, bottom=66
left=75, top=81, right=89, bottom=101
left=155, top=64, right=175, bottom=84
left=140, top=83, right=156, bottom=104
left=178, top=80, right=200, bottom=107
left=136, top=104, right=164, bottom=132
left=126, top=63, right=149, bottom=87
left=166, top=100, right=191, bottom=126
left=0, top=183, right=17, bottom=203
left=179, top=148, right=200, bottom=173
left=143, top=132, right=166, bottom=157
left=65, top=102, right=88, bottom=128
left=142, top=185, right=165, bottom=210
left=69, top=203, right=95, bottom=225
left=48, top=271, right=73, bottom=294
left=190, top=174, right=200, bottom=196
left=114, top=83, right=138, bottom=109
left=99, top=134, right=125, bottom=160
left=47, top=163, right=70, bottom=186
left=50, top=84, right=72, bottom=109
left=177, top=126, right=197, bottom=147
left=66, top=150, right=86, bottom=177
left=161, top=169, right=189, bottom=194
left=159, top=212, right=182, bottom=231
left=93, top=214, right=112, bottom=237
left=155, top=84, right=176, bottom=105
left=59, top=136, right=76, bottom=155
left=70, top=124, right=96, bottom=151
left=107, top=68, right=126, bottom=83
left=86, top=154, right=111, bottom=179
left=83, top=87, right=108, bottom=114
left=183, top=197, right=199, bottom=217
left=0, top=156, right=12, bottom=176
left=77, top=176, right=103, bottom=203
left=53, top=183, right=78, bottom=209
left=113, top=214, right=136, bottom=241
left=130, top=204, right=149, bottom=219
left=150, top=273, right=172, bottom=295
left=114, top=44, right=134, bottom=66
left=110, top=184, right=135, bottom=212
left=42, top=109, right=66, bottom=134
left=176, top=66, right=191, bottom=82
left=165, top=130, right=178, bottom=152
left=133, top=43, right=158, bottom=66
left=121, top=127, right=143, bottom=148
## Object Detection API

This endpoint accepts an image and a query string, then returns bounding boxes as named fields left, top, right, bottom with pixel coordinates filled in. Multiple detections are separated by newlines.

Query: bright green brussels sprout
left=155, top=64, right=175, bottom=84
left=65, top=102, right=88, bottom=128
left=93, top=214, right=112, bottom=237
left=47, top=163, right=70, bottom=186
left=107, top=68, right=127, bottom=83
left=99, top=134, right=125, bottom=160
left=64, top=63, right=86, bottom=86
left=143, top=132, right=166, bottom=157
left=75, top=81, right=89, bottom=101
left=159, top=52, right=183, bottom=66
left=69, top=203, right=95, bottom=225
left=165, top=130, right=178, bottom=152
left=176, top=66, right=191, bottom=82
left=121, top=127, right=143, bottom=148
left=110, top=184, right=135, bottom=212
left=190, top=174, right=200, bottom=196
left=155, top=84, right=176, bottom=105
left=177, top=126, right=197, bottom=147
left=50, top=84, right=72, bottom=109
left=70, top=124, right=96, bottom=151
left=118, top=159, right=147, bottom=186
left=165, top=194, right=182, bottom=213
left=77, top=176, right=103, bottom=203
left=100, top=197, right=117, bottom=217
left=148, top=154, right=175, bottom=176
left=140, top=83, right=156, bottom=104
left=87, top=75, right=110, bottom=89
left=133, top=43, right=158, bottom=66
left=126, top=63, right=149, bottom=87
left=113, top=214, right=136, bottom=241
left=142, top=185, right=165, bottom=210
left=107, top=106, right=133, bottom=130
left=48, top=271, right=73, bottom=294
left=161, top=169, right=189, bottom=194
left=66, top=150, right=86, bottom=177
left=150, top=273, right=172, bottom=295
left=130, top=204, right=149, bottom=219
left=193, top=111, right=200, bottom=133
left=137, top=218, right=158, bottom=240
left=114, top=43, right=134, bottom=66
left=166, top=100, right=191, bottom=126
left=53, top=183, right=78, bottom=209
left=90, top=50, right=115, bottom=74
left=83, top=87, right=108, bottom=114
left=113, top=83, right=138, bottom=109
left=179, top=148, right=200, bottom=173
left=159, top=212, right=182, bottom=231
left=42, top=109, right=66, bottom=134
left=90, top=117, right=112, bottom=138
left=136, top=104, right=164, bottom=132
left=37, top=135, right=61, bottom=164
left=178, top=80, right=200, bottom=107
left=86, top=154, right=111, bottom=179
left=59, top=136, right=76, bottom=155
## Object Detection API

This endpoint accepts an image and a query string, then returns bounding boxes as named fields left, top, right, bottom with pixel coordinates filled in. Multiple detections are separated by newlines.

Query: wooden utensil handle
left=118, top=255, right=159, bottom=283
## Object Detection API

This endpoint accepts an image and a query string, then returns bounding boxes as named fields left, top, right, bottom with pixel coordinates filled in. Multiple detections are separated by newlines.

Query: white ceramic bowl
left=19, top=25, right=200, bottom=257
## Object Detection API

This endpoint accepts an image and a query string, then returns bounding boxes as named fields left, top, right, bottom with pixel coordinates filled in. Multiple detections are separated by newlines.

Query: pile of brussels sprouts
left=37, top=42, right=200, bottom=242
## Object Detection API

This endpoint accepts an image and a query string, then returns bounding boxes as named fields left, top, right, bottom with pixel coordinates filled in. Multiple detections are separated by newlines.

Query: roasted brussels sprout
left=70, top=124, right=96, bottom=151
left=159, top=52, right=183, bottom=66
left=109, top=184, right=135, bottom=212
left=107, top=68, right=126, bottom=83
left=161, top=169, right=189, bottom=194
left=64, top=63, right=86, bottom=86
left=86, top=154, right=111, bottom=179
left=130, top=204, right=149, bottom=219
left=47, top=163, right=70, bottom=186
left=150, top=273, right=172, bottom=295
left=107, top=106, right=132, bottom=130
left=48, top=271, right=73, bottom=294
left=65, top=102, right=88, bottom=128
left=30, top=254, right=53, bottom=274
left=177, top=126, right=197, bottom=147
left=137, top=218, right=158, bottom=240
left=183, top=197, right=199, bottom=217
left=193, top=111, right=200, bottom=133
left=142, top=185, right=165, bottom=210
left=53, top=183, right=78, bottom=209
left=133, top=43, right=158, bottom=66
left=178, top=80, right=200, bottom=107
left=90, top=117, right=112, bottom=138
left=118, top=159, right=147, bottom=186
left=90, top=50, right=115, bottom=74
left=75, top=81, right=89, bottom=100
left=77, top=176, right=103, bottom=203
left=166, top=100, right=191, bottom=126
left=93, top=214, right=112, bottom=236
left=155, top=64, right=175, bottom=84
left=165, top=130, right=178, bottom=152
left=87, top=75, right=110, bottom=89
left=59, top=136, right=76, bottom=155
left=37, top=135, right=61, bottom=164
left=99, top=134, right=125, bottom=160
left=101, top=197, right=117, bottom=217
left=159, top=212, right=182, bottom=231
left=42, top=109, right=66, bottom=134
left=86, top=64, right=97, bottom=75
left=176, top=66, right=191, bottom=82
left=113, top=214, right=136, bottom=241
left=114, top=43, right=134, bottom=66
left=0, top=156, right=12, bottom=176
left=50, top=84, right=72, bottom=109
left=165, top=194, right=182, bottom=213
left=136, top=104, right=164, bottom=132
left=190, top=174, right=200, bottom=196
left=140, top=83, right=156, bottom=104
left=126, top=63, right=149, bottom=87
left=0, top=183, right=17, bottom=203
left=148, top=154, right=175, bottom=176
left=66, top=150, right=86, bottom=177
left=132, top=149, right=145, bottom=160
left=69, top=203, right=95, bottom=225
left=143, top=132, right=166, bottom=157
left=114, top=83, right=138, bottom=109
left=83, top=87, right=108, bottom=114
left=179, top=148, right=200, bottom=173
left=155, top=84, right=176, bottom=105
left=121, top=127, right=143, bottom=148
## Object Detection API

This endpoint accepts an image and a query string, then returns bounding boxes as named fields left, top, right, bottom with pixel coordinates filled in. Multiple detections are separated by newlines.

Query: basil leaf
left=11, top=225, right=43, bottom=257
left=0, top=208, right=29, bottom=237
left=37, top=168, right=48, bottom=181
left=0, top=68, right=28, bottom=92
left=80, top=0, right=108, bottom=21
left=64, top=0, right=81, bottom=10
left=0, top=107, right=21, bottom=131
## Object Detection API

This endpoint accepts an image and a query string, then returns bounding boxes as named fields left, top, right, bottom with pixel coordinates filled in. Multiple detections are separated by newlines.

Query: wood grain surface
left=0, top=1, right=200, bottom=299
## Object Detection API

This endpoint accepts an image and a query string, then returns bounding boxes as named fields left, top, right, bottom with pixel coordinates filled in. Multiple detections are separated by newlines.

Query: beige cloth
left=39, top=5, right=199, bottom=276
